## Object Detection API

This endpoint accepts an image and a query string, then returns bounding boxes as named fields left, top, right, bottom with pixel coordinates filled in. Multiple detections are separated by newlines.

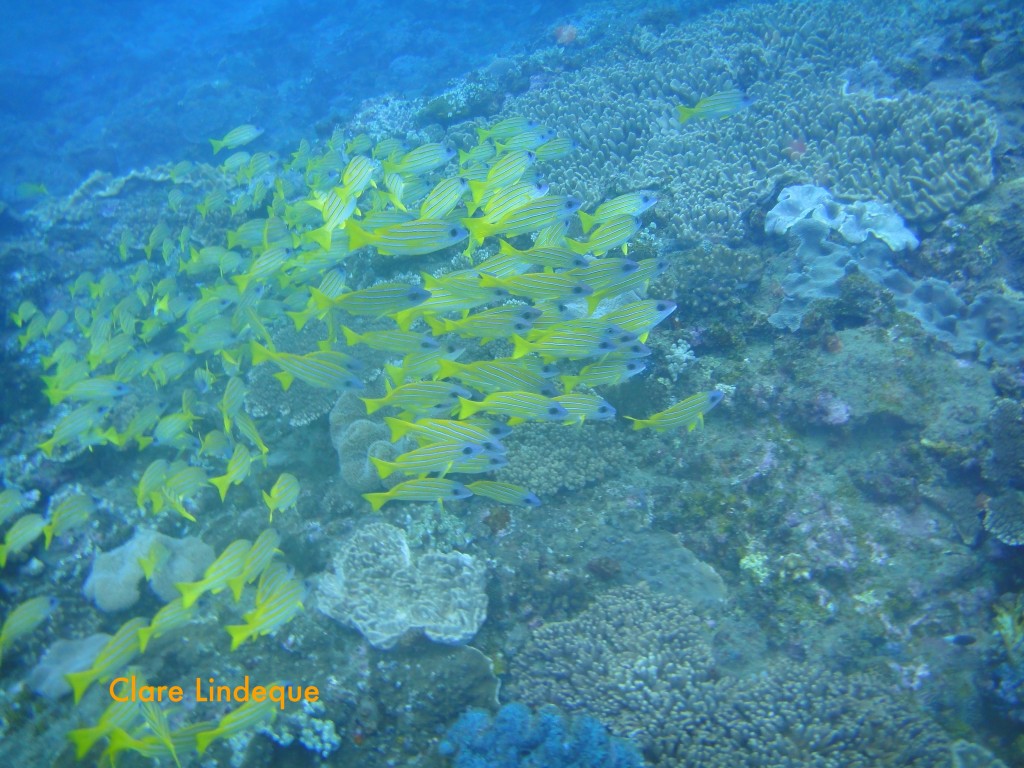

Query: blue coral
left=439, top=702, right=645, bottom=768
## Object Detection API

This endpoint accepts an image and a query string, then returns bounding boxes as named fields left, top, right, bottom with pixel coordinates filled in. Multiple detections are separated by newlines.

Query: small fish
left=42, top=493, right=94, bottom=549
left=511, top=325, right=623, bottom=363
left=250, top=342, right=364, bottom=391
left=577, top=191, right=658, bottom=233
left=362, top=380, right=470, bottom=416
left=458, top=391, right=569, bottom=424
left=210, top=124, right=264, bottom=154
left=600, top=299, right=677, bottom=342
left=419, top=177, right=469, bottom=220
left=943, top=634, right=977, bottom=647
left=66, top=694, right=142, bottom=759
left=383, top=417, right=510, bottom=448
left=626, top=390, right=724, bottom=432
left=475, top=117, right=542, bottom=143
left=479, top=180, right=550, bottom=223
left=363, top=478, right=473, bottom=512
left=0, top=488, right=29, bottom=527
left=676, top=89, right=752, bottom=124
left=466, top=480, right=541, bottom=507
left=0, top=513, right=46, bottom=568
left=262, top=474, right=299, bottom=522
left=467, top=150, right=536, bottom=205
left=477, top=272, right=593, bottom=303
left=534, top=136, right=577, bottom=161
left=428, top=305, right=539, bottom=342
left=370, top=441, right=487, bottom=479
left=176, top=539, right=252, bottom=609
left=0, top=595, right=57, bottom=668
left=313, top=281, right=430, bottom=318
left=554, top=393, right=616, bottom=424
left=195, top=696, right=279, bottom=755
left=345, top=219, right=469, bottom=257
left=227, top=528, right=282, bottom=602
left=382, top=142, right=456, bottom=176
left=209, top=444, right=255, bottom=502
left=137, top=540, right=170, bottom=582
left=435, top=357, right=555, bottom=396
left=225, top=574, right=304, bottom=651
left=136, top=598, right=194, bottom=652
left=566, top=216, right=643, bottom=257
left=560, top=358, right=646, bottom=392
left=342, top=326, right=439, bottom=355
left=65, top=617, right=148, bottom=703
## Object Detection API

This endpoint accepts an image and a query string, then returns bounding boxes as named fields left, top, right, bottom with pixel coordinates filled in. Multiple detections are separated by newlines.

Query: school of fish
left=1, top=102, right=736, bottom=762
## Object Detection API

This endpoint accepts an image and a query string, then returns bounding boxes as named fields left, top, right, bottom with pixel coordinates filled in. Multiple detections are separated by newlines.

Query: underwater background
left=1, top=0, right=1023, bottom=765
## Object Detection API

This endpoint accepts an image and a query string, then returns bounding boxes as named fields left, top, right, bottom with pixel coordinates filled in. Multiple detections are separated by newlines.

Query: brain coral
left=498, top=0, right=997, bottom=243
left=509, top=585, right=951, bottom=767
left=316, top=521, right=487, bottom=649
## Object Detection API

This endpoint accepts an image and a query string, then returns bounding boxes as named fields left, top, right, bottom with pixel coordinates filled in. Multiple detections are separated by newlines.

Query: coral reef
left=316, top=522, right=487, bottom=649
left=766, top=187, right=1024, bottom=362
left=496, top=422, right=630, bottom=497
left=439, top=702, right=644, bottom=768
left=509, top=585, right=951, bottom=767
left=984, top=491, right=1024, bottom=547
left=501, top=0, right=997, bottom=244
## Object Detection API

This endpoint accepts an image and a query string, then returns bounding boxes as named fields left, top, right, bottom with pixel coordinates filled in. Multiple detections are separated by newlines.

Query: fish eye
left=572, top=286, right=584, bottom=294
left=449, top=228, right=460, bottom=237
left=461, top=446, right=474, bottom=455
left=599, top=341, right=615, bottom=350
left=548, top=406, right=561, bottom=415
left=450, top=488, right=462, bottom=496
left=599, top=405, right=611, bottom=414
left=657, top=302, right=669, bottom=310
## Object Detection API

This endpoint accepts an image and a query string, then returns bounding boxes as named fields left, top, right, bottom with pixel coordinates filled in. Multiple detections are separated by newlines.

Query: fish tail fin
left=42, top=523, right=55, bottom=551
left=577, top=210, right=597, bottom=233
left=249, top=340, right=275, bottom=366
left=457, top=397, right=482, bottom=420
left=676, top=105, right=697, bottom=124
left=272, top=371, right=294, bottom=391
left=210, top=138, right=225, bottom=154
left=225, top=624, right=249, bottom=651
left=423, top=315, right=447, bottom=337
left=303, top=225, right=333, bottom=252
left=362, top=491, right=389, bottom=512
left=565, top=237, right=590, bottom=256
left=361, top=396, right=383, bottom=415
left=341, top=326, right=360, bottom=346
left=510, top=334, right=531, bottom=360
left=560, top=374, right=580, bottom=392
left=369, top=455, right=394, bottom=479
left=227, top=574, right=246, bottom=603
left=383, top=416, right=410, bottom=442
left=467, top=180, right=488, bottom=206
left=176, top=581, right=205, bottom=609
left=343, top=220, right=373, bottom=252
left=195, top=727, right=221, bottom=757
left=460, top=216, right=491, bottom=248
left=137, top=625, right=154, bottom=653
left=67, top=724, right=105, bottom=759
left=624, top=416, right=647, bottom=431
left=65, top=670, right=94, bottom=704
left=433, top=359, right=459, bottom=381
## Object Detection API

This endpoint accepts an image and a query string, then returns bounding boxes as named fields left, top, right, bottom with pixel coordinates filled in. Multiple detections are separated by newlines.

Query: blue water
left=1, top=0, right=1022, bottom=766
left=0, top=0, right=599, bottom=195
